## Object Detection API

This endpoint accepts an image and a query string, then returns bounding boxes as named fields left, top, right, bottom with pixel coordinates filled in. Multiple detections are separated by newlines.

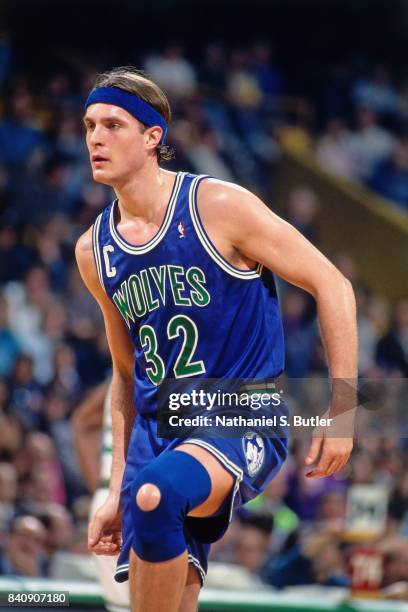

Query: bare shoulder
left=197, top=177, right=272, bottom=240
left=75, top=226, right=93, bottom=261
left=198, top=178, right=258, bottom=210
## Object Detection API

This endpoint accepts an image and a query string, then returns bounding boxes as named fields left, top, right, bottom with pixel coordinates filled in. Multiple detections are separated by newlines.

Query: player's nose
left=89, top=125, right=105, bottom=147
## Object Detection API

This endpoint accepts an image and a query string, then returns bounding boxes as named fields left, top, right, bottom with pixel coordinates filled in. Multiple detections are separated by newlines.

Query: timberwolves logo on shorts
left=242, top=432, right=265, bottom=476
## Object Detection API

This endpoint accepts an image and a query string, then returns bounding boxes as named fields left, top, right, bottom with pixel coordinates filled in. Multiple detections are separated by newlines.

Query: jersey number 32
left=140, top=315, right=205, bottom=384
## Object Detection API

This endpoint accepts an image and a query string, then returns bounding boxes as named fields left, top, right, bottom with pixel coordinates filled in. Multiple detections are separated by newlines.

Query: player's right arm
left=75, top=227, right=135, bottom=555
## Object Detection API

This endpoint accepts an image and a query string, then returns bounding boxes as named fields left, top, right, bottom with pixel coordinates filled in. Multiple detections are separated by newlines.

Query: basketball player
left=76, top=67, right=357, bottom=612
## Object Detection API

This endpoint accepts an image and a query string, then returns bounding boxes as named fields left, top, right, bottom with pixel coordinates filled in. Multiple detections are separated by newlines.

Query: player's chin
left=92, top=168, right=114, bottom=185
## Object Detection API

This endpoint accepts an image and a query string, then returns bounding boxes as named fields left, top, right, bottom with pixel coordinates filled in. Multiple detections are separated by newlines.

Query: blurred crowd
left=0, top=37, right=407, bottom=597
left=0, top=37, right=408, bottom=214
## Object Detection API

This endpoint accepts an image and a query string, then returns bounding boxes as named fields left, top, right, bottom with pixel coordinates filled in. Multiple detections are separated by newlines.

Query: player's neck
left=113, top=164, right=175, bottom=223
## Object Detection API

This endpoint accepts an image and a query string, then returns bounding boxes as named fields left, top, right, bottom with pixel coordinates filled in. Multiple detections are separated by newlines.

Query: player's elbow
left=339, top=274, right=356, bottom=311
left=334, top=272, right=354, bottom=300
left=317, top=269, right=355, bottom=309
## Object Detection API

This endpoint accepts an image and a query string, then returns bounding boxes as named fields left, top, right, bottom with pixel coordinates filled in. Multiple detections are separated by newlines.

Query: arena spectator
left=0, top=295, right=20, bottom=377
left=285, top=186, right=320, bottom=243
left=349, top=451, right=376, bottom=485
left=357, top=292, right=390, bottom=374
left=50, top=343, right=82, bottom=400
left=316, top=117, right=357, bottom=180
left=198, top=43, right=227, bottom=96
left=0, top=88, right=44, bottom=168
left=282, top=289, right=318, bottom=377
left=0, top=413, right=24, bottom=462
left=0, top=222, right=34, bottom=284
left=251, top=41, right=284, bottom=100
left=276, top=116, right=313, bottom=155
left=0, top=515, right=48, bottom=577
left=6, top=266, right=53, bottom=340
left=368, top=137, right=408, bottom=209
left=234, top=524, right=271, bottom=575
left=316, top=490, right=347, bottom=530
left=0, top=463, right=18, bottom=533
left=39, top=502, right=75, bottom=557
left=144, top=45, right=197, bottom=97
left=245, top=468, right=299, bottom=553
left=351, top=65, right=399, bottom=116
left=12, top=156, right=74, bottom=224
left=44, top=393, right=87, bottom=504
left=34, top=225, right=69, bottom=292
left=262, top=531, right=348, bottom=588
left=185, top=122, right=235, bottom=181
left=74, top=181, right=110, bottom=228
left=376, top=297, right=408, bottom=375
left=349, top=106, right=396, bottom=180
left=8, top=355, right=45, bottom=429
left=16, top=432, right=66, bottom=507
left=331, top=252, right=359, bottom=285
left=382, top=540, right=408, bottom=588
left=389, top=473, right=408, bottom=524
left=227, top=49, right=262, bottom=109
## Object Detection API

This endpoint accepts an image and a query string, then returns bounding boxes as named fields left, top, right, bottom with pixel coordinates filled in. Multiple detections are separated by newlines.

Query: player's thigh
left=179, top=564, right=201, bottom=612
left=174, top=443, right=234, bottom=517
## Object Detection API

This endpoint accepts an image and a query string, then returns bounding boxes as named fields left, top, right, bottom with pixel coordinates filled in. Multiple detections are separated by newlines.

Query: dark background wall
left=3, top=0, right=408, bottom=79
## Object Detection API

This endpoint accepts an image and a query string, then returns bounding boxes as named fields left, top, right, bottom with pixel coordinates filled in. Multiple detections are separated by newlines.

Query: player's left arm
left=200, top=181, right=357, bottom=478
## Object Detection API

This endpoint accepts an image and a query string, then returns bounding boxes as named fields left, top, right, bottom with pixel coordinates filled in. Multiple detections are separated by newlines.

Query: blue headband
left=85, top=86, right=167, bottom=144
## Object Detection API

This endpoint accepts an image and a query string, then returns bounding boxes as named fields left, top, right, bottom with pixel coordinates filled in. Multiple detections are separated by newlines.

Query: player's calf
left=178, top=565, right=201, bottom=612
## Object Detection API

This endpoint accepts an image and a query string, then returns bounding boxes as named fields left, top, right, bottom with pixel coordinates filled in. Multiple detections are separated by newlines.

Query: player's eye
left=108, top=123, right=120, bottom=130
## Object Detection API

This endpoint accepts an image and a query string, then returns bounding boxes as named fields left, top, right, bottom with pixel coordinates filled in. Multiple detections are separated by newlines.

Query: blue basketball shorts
left=114, top=413, right=288, bottom=585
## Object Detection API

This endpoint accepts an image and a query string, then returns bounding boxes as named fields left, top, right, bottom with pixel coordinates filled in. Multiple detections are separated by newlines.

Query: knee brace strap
left=130, top=450, right=211, bottom=562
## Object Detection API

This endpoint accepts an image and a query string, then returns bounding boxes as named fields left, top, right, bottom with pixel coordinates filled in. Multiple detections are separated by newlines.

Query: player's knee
left=131, top=467, right=178, bottom=523
left=135, top=483, right=161, bottom=512
left=130, top=451, right=211, bottom=563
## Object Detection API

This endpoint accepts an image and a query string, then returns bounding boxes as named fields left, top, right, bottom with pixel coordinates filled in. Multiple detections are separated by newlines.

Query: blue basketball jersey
left=92, top=172, right=285, bottom=415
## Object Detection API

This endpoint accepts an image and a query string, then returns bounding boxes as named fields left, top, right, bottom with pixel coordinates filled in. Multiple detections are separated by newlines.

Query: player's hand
left=305, top=435, right=353, bottom=479
left=88, top=495, right=122, bottom=555
left=305, top=399, right=355, bottom=479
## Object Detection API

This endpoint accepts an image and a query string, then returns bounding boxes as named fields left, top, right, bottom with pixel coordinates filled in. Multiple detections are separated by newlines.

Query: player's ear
left=144, top=126, right=163, bottom=152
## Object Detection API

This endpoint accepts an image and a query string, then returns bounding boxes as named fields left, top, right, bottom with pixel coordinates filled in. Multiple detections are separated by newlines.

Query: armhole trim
left=92, top=213, right=105, bottom=291
left=188, top=175, right=263, bottom=280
